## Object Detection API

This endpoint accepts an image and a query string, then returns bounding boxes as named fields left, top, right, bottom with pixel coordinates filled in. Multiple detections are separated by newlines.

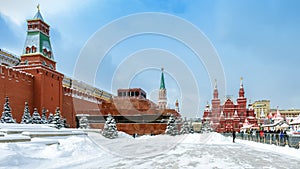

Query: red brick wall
left=0, top=65, right=34, bottom=122
left=14, top=66, right=63, bottom=116
left=62, top=89, right=102, bottom=128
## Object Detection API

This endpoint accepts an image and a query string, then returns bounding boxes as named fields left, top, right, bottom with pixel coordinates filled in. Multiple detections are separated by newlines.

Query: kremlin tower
left=14, top=5, right=64, bottom=115
left=158, top=68, right=167, bottom=109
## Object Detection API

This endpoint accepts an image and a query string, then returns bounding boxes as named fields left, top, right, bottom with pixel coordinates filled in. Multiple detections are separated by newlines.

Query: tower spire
left=158, top=67, right=167, bottom=109
left=160, top=67, right=166, bottom=89
left=239, top=77, right=245, bottom=98
left=213, top=79, right=218, bottom=99
left=240, top=77, right=243, bottom=88
left=33, top=4, right=44, bottom=21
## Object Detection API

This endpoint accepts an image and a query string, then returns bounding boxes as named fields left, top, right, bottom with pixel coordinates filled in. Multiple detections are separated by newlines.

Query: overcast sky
left=1, top=0, right=300, bottom=118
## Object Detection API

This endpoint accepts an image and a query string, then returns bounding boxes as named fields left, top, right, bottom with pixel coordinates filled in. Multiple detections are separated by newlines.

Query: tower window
left=47, top=51, right=52, bottom=57
left=31, top=46, right=36, bottom=53
left=26, top=47, right=31, bottom=54
left=43, top=48, right=47, bottom=55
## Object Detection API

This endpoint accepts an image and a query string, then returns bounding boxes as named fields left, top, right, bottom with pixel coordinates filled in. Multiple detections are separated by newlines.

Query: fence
left=222, top=132, right=300, bottom=149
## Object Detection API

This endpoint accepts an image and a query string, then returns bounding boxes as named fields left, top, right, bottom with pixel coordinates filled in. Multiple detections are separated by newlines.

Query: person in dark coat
left=232, top=130, right=236, bottom=143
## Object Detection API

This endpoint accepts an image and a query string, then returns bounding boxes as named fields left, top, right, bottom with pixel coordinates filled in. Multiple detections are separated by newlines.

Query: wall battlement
left=0, top=65, right=33, bottom=83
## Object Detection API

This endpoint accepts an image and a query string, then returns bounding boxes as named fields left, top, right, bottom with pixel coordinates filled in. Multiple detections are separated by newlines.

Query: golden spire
left=37, top=4, right=40, bottom=11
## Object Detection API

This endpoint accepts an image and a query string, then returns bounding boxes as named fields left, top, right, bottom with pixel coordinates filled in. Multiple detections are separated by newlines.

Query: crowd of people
left=234, top=128, right=289, bottom=145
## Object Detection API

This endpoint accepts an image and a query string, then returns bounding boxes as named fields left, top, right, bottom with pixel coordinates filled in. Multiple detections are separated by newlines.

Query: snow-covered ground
left=0, top=125, right=300, bottom=169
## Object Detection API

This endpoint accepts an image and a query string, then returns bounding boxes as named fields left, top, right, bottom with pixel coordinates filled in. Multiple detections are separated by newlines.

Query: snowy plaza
left=1, top=124, right=300, bottom=169
left=1, top=1, right=300, bottom=169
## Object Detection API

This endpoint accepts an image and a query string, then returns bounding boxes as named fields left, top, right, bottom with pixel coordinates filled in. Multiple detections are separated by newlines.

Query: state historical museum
left=202, top=79, right=257, bottom=132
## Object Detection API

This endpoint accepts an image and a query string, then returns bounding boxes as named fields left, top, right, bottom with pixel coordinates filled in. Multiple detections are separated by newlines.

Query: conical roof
left=33, top=5, right=44, bottom=21
left=160, top=68, right=166, bottom=89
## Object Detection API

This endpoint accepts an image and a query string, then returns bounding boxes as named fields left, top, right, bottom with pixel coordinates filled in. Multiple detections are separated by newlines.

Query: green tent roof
left=160, top=69, right=166, bottom=89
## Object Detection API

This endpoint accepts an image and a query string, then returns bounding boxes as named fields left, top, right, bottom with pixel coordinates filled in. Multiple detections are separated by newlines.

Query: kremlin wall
left=0, top=8, right=180, bottom=135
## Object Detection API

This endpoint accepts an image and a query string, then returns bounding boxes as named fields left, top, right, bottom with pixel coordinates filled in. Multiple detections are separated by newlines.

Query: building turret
left=213, top=79, right=218, bottom=99
left=211, top=79, right=220, bottom=118
left=237, top=77, right=247, bottom=122
left=14, top=5, right=63, bottom=115
left=239, top=77, right=245, bottom=98
left=175, top=99, right=179, bottom=112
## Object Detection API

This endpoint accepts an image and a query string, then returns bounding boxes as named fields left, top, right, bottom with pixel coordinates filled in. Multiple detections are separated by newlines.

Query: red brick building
left=203, top=78, right=257, bottom=132
left=0, top=7, right=180, bottom=135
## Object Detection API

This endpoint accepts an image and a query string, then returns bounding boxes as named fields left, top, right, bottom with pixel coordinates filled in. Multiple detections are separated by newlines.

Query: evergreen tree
left=201, top=121, right=213, bottom=133
left=47, top=113, right=54, bottom=124
left=165, top=114, right=179, bottom=136
left=180, top=120, right=190, bottom=134
left=52, top=107, right=63, bottom=129
left=102, top=114, right=118, bottom=139
left=79, top=116, right=89, bottom=129
left=189, top=121, right=194, bottom=134
left=41, top=108, right=48, bottom=124
left=31, top=108, right=42, bottom=124
left=21, top=102, right=31, bottom=124
left=0, top=97, right=16, bottom=123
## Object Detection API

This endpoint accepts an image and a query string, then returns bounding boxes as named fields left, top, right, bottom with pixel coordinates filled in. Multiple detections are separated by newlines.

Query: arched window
left=26, top=47, right=31, bottom=54
left=48, top=51, right=52, bottom=57
left=31, top=46, right=36, bottom=53
left=43, top=48, right=47, bottom=55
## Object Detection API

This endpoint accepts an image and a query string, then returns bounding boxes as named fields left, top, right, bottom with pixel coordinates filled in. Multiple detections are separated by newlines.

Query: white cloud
left=0, top=0, right=92, bottom=26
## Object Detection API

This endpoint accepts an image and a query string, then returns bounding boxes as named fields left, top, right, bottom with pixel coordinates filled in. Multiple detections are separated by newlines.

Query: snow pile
left=117, top=131, right=133, bottom=139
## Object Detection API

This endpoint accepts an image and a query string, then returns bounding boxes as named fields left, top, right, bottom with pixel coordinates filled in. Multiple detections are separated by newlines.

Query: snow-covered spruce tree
left=41, top=108, right=48, bottom=124
left=180, top=120, right=190, bottom=134
left=21, top=102, right=31, bottom=124
left=201, top=121, right=213, bottom=133
left=47, top=113, right=54, bottom=124
left=52, top=108, right=63, bottom=129
left=1, top=96, right=16, bottom=123
left=189, top=121, right=194, bottom=134
left=102, top=114, right=118, bottom=139
left=165, top=114, right=179, bottom=136
left=31, top=108, right=42, bottom=124
left=79, top=116, right=89, bottom=129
